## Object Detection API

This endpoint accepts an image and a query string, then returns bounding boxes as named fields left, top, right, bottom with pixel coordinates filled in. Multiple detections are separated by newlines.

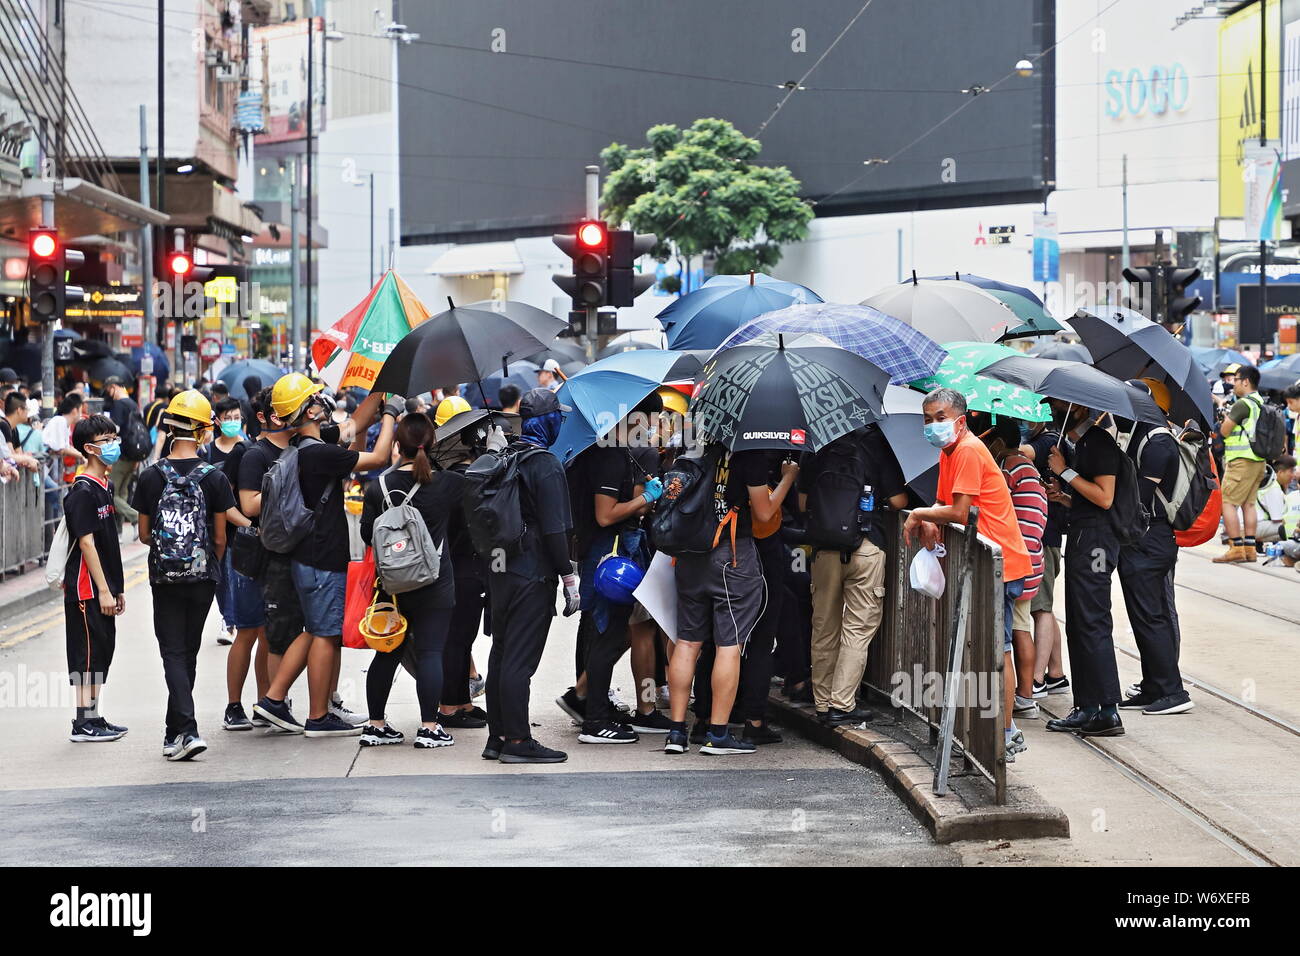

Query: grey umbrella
left=979, top=355, right=1166, bottom=426
left=1028, top=340, right=1092, bottom=362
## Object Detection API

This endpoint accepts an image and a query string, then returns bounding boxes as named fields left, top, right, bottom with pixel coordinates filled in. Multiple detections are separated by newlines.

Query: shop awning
left=426, top=241, right=523, bottom=277
left=0, top=177, right=168, bottom=240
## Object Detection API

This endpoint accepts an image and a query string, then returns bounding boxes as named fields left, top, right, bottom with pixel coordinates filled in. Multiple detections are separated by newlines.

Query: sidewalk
left=0, top=533, right=149, bottom=618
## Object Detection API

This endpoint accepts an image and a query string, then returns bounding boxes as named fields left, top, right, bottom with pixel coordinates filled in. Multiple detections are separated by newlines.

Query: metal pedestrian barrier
left=0, top=474, right=48, bottom=579
left=869, top=509, right=1007, bottom=804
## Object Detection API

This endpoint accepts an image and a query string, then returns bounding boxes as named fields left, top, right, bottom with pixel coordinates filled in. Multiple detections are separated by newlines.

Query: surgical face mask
left=220, top=420, right=241, bottom=438
left=923, top=419, right=959, bottom=449
left=92, top=439, right=122, bottom=465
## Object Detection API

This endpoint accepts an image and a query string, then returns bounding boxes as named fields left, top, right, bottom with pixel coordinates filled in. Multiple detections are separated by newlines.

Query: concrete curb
left=769, top=692, right=1070, bottom=844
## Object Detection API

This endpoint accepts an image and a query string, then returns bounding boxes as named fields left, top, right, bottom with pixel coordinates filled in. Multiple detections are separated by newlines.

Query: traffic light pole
left=584, top=165, right=599, bottom=363
left=39, top=195, right=55, bottom=422
left=139, top=105, right=156, bottom=388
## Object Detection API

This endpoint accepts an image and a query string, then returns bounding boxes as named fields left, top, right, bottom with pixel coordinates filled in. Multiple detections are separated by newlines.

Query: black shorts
left=65, top=595, right=117, bottom=685
left=262, top=553, right=305, bottom=655
left=674, top=537, right=766, bottom=648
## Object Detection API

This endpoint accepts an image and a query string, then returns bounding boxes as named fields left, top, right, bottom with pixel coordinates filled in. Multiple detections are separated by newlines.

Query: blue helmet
left=594, top=554, right=644, bottom=605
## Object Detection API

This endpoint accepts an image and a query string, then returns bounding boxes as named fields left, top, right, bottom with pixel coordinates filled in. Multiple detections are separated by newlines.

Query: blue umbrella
left=921, top=272, right=1045, bottom=308
left=218, top=358, right=283, bottom=399
left=657, top=273, right=822, bottom=350
left=1190, top=346, right=1254, bottom=377
left=463, top=360, right=538, bottom=408
left=128, top=343, right=170, bottom=384
left=553, top=349, right=703, bottom=464
left=1260, top=353, right=1300, bottom=391
left=712, top=302, right=946, bottom=383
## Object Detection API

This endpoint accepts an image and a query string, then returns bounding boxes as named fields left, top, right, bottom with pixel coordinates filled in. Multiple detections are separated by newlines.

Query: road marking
left=0, top=568, right=149, bottom=649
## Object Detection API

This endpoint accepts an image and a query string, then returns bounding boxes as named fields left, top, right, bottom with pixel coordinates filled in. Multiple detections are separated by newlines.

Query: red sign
left=200, top=336, right=222, bottom=361
left=790, top=428, right=807, bottom=445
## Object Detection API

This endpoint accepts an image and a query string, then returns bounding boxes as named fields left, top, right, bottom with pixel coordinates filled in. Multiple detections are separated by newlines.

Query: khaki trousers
left=810, top=538, right=886, bottom=712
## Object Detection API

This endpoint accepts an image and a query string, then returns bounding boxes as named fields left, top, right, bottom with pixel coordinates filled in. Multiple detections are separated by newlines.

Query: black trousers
left=737, top=533, right=786, bottom=720
left=152, top=580, right=217, bottom=739
left=1063, top=521, right=1122, bottom=708
left=1119, top=521, right=1185, bottom=700
left=486, top=573, right=557, bottom=740
left=371, top=589, right=452, bottom=723
left=775, top=563, right=812, bottom=685
left=583, top=601, right=633, bottom=724
left=441, top=571, right=486, bottom=708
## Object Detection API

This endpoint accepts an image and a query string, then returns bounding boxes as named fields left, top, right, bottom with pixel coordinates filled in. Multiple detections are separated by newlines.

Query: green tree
left=600, top=117, right=813, bottom=292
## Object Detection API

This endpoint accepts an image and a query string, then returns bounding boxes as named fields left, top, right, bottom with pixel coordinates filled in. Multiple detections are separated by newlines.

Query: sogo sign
left=1104, top=63, right=1190, bottom=118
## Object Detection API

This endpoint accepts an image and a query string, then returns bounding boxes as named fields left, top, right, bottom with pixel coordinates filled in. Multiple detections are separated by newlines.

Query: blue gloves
left=641, top=477, right=664, bottom=504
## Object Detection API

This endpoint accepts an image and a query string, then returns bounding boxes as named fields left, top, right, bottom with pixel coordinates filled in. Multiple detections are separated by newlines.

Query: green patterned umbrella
left=911, top=341, right=1051, bottom=422
left=985, top=290, right=1065, bottom=340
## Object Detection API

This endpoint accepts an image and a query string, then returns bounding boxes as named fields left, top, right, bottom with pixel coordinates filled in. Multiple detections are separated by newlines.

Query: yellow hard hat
left=1138, top=377, right=1172, bottom=414
left=360, top=597, right=407, bottom=653
left=435, top=395, right=471, bottom=426
left=344, top=479, right=364, bottom=516
left=656, top=386, right=688, bottom=417
left=271, top=372, right=323, bottom=421
left=163, top=389, right=213, bottom=429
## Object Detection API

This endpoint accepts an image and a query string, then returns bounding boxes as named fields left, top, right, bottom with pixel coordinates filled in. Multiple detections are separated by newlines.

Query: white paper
left=632, top=551, right=679, bottom=643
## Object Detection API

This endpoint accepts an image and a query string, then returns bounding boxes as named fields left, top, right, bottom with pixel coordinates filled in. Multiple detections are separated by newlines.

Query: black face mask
left=319, top=423, right=341, bottom=445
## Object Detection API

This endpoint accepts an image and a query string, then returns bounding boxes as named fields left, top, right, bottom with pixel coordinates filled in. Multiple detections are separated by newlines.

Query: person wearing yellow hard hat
left=131, top=388, right=242, bottom=760
left=252, top=381, right=405, bottom=738
left=1136, top=378, right=1172, bottom=417
left=434, top=395, right=471, bottom=427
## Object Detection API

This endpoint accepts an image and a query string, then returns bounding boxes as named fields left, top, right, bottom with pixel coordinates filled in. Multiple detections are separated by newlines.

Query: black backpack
left=461, top=443, right=548, bottom=559
left=1244, top=394, right=1288, bottom=462
left=148, top=459, right=216, bottom=584
left=805, top=432, right=871, bottom=552
left=1109, top=443, right=1149, bottom=548
left=649, top=445, right=726, bottom=556
left=122, top=408, right=151, bottom=461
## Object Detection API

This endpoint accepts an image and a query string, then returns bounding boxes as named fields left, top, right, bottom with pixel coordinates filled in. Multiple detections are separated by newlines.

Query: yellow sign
left=204, top=275, right=239, bottom=304
left=1219, top=0, right=1281, bottom=218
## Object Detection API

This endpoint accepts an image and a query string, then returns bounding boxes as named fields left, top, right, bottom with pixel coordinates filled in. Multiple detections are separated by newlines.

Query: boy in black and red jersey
left=63, top=414, right=127, bottom=743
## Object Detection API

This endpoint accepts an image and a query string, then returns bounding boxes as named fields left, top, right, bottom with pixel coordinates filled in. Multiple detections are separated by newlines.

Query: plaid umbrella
left=712, top=302, right=945, bottom=383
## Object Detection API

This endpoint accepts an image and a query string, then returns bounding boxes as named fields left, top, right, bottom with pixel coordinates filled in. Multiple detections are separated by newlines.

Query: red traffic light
left=30, top=231, right=57, bottom=258
left=577, top=221, right=606, bottom=249
left=169, top=253, right=193, bottom=277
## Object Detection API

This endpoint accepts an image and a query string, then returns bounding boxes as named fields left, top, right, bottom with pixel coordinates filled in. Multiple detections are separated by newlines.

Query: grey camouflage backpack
left=373, top=474, right=442, bottom=594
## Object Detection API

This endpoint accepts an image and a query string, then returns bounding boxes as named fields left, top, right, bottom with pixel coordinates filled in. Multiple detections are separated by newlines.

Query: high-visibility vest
left=1224, top=393, right=1264, bottom=463
left=1284, top=489, right=1300, bottom=539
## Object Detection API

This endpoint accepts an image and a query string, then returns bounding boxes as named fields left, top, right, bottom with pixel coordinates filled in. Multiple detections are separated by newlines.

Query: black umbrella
left=72, top=338, right=115, bottom=361
left=979, top=355, right=1166, bottom=426
left=877, top=385, right=938, bottom=503
left=464, top=299, right=566, bottom=343
left=1069, top=307, right=1213, bottom=428
left=1260, top=354, right=1300, bottom=391
left=691, top=333, right=889, bottom=453
left=1028, top=340, right=1092, bottom=363
left=83, top=356, right=133, bottom=388
left=372, top=298, right=559, bottom=397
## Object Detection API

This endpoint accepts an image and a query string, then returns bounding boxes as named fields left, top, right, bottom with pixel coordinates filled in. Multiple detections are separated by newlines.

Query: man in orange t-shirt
left=903, top=388, right=1031, bottom=760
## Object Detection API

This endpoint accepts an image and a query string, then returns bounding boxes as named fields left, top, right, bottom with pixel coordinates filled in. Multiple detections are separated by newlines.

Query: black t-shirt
left=291, top=438, right=360, bottom=573
left=445, top=460, right=479, bottom=562
left=569, top=444, right=657, bottom=555
left=0, top=418, right=15, bottom=447
left=204, top=439, right=247, bottom=490
left=797, top=426, right=906, bottom=549
left=131, top=458, right=237, bottom=579
left=712, top=449, right=772, bottom=539
left=236, top=437, right=286, bottom=527
left=63, top=474, right=123, bottom=599
left=498, top=441, right=573, bottom=581
left=106, top=395, right=138, bottom=433
left=1028, top=428, right=1070, bottom=548
left=1070, top=425, right=1122, bottom=522
left=360, top=468, right=464, bottom=607
left=239, top=399, right=261, bottom=440
left=1129, top=424, right=1179, bottom=517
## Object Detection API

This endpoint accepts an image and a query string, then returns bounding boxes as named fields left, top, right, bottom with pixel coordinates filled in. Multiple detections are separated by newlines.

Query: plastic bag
left=908, top=543, right=947, bottom=599
left=343, top=548, right=377, bottom=650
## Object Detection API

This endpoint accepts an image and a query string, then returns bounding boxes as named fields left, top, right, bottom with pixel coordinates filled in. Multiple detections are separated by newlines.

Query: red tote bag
left=343, top=548, right=377, bottom=650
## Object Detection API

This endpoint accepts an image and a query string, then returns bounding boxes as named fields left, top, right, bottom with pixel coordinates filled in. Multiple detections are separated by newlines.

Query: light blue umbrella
left=657, top=273, right=822, bottom=350
left=218, top=358, right=283, bottom=398
left=713, top=302, right=946, bottom=383
left=553, top=349, right=703, bottom=464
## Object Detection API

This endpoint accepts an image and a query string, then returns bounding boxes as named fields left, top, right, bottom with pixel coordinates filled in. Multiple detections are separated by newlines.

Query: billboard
left=1219, top=0, right=1282, bottom=219
left=397, top=0, right=1053, bottom=243
left=252, top=18, right=326, bottom=145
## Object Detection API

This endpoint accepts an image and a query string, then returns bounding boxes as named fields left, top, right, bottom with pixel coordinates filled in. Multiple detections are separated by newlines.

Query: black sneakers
left=499, top=738, right=568, bottom=764
left=223, top=703, right=254, bottom=731
left=627, top=709, right=674, bottom=734
left=1042, top=674, right=1070, bottom=695
left=481, top=735, right=504, bottom=760
left=168, top=733, right=207, bottom=761
left=555, top=687, right=586, bottom=723
left=742, top=722, right=784, bottom=745
left=359, top=724, right=405, bottom=746
left=664, top=729, right=690, bottom=754
left=303, top=713, right=363, bottom=738
left=437, top=709, right=488, bottom=729
left=253, top=696, right=304, bottom=734
left=578, top=720, right=638, bottom=744
left=689, top=720, right=711, bottom=744
left=1119, top=692, right=1160, bottom=709
left=699, top=732, right=757, bottom=756
left=1143, top=693, right=1195, bottom=716
left=414, top=726, right=455, bottom=748
left=822, top=706, right=874, bottom=726
left=69, top=719, right=124, bottom=743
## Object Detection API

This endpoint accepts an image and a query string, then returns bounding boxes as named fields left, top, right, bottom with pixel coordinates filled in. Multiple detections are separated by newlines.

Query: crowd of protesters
left=32, top=353, right=1300, bottom=765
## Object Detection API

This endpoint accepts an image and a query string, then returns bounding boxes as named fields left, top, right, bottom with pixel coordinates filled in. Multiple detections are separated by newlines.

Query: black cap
left=0, top=367, right=17, bottom=383
left=519, top=387, right=569, bottom=419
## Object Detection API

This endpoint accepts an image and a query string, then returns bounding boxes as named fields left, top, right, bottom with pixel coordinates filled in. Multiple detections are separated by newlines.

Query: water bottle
left=859, top=484, right=875, bottom=513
